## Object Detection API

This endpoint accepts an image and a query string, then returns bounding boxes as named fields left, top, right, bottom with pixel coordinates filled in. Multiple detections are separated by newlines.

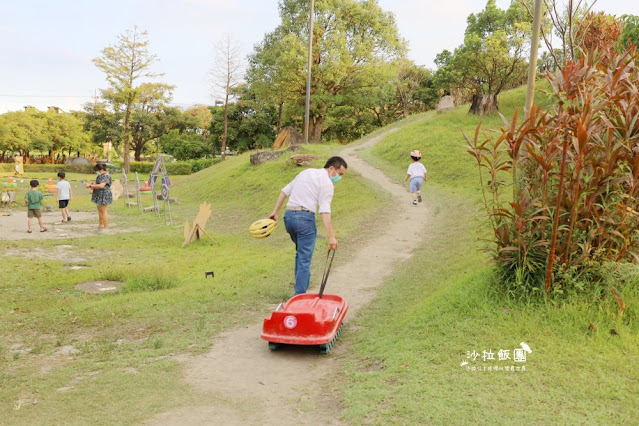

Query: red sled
left=261, top=250, right=347, bottom=354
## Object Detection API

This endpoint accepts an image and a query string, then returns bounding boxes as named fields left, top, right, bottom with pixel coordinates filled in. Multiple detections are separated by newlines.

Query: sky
left=1, top=0, right=637, bottom=113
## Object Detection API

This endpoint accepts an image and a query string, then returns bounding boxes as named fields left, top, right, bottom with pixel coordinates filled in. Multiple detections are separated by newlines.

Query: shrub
left=112, top=159, right=219, bottom=175
left=114, top=160, right=192, bottom=175
left=190, top=158, right=220, bottom=173
left=466, top=48, right=639, bottom=295
left=0, top=163, right=95, bottom=174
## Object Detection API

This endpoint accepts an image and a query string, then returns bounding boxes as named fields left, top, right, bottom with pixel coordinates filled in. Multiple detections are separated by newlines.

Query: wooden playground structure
left=122, top=155, right=173, bottom=225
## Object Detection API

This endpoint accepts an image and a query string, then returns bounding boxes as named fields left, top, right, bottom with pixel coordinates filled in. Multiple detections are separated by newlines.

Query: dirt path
left=0, top=210, right=139, bottom=241
left=151, top=126, right=431, bottom=425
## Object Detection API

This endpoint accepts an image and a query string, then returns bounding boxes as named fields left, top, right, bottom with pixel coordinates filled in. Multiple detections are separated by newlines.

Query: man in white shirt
left=269, top=156, right=347, bottom=295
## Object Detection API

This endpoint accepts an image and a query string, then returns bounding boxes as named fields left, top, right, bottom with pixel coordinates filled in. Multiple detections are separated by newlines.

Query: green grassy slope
left=0, top=145, right=389, bottom=423
left=339, top=86, right=639, bottom=423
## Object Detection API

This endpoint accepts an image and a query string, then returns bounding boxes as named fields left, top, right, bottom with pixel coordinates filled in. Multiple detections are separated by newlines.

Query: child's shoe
left=412, top=200, right=418, bottom=206
left=417, top=194, right=422, bottom=203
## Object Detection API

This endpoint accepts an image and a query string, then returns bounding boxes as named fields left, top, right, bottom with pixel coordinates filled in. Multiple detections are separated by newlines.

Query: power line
left=0, top=94, right=94, bottom=98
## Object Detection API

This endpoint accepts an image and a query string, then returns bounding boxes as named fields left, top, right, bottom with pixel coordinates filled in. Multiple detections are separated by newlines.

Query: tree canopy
left=434, top=0, right=533, bottom=115
left=0, top=109, right=90, bottom=159
left=247, top=0, right=407, bottom=142
left=92, top=26, right=162, bottom=172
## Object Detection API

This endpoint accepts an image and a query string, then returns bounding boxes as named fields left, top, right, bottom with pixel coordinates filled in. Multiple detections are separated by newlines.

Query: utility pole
left=303, top=0, right=315, bottom=144
left=524, top=0, right=543, bottom=119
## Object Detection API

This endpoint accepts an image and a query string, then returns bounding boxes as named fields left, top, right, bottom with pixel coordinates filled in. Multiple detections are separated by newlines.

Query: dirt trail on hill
left=150, top=126, right=431, bottom=425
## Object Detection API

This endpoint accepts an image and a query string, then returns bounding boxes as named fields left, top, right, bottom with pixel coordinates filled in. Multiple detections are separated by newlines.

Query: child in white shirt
left=56, top=171, right=72, bottom=222
left=405, top=150, right=427, bottom=206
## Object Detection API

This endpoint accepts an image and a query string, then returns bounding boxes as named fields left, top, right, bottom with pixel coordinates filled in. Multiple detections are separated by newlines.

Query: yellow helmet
left=249, top=218, right=277, bottom=239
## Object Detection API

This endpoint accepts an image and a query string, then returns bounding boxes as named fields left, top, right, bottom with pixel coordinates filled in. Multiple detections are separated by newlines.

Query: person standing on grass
left=85, top=163, right=112, bottom=231
left=24, top=179, right=47, bottom=233
left=269, top=156, right=348, bottom=295
left=405, top=149, right=427, bottom=206
left=56, top=171, right=72, bottom=223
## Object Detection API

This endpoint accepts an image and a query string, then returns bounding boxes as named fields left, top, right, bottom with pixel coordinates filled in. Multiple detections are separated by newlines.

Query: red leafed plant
left=464, top=47, right=639, bottom=294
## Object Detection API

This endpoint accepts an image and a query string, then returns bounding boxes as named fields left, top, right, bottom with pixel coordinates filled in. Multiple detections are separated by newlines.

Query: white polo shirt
left=282, top=168, right=334, bottom=213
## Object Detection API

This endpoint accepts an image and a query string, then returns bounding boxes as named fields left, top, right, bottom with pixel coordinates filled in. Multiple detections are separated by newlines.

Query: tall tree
left=127, top=83, right=177, bottom=161
left=41, top=110, right=91, bottom=160
left=159, top=105, right=215, bottom=161
left=618, top=14, right=639, bottom=50
left=246, top=32, right=303, bottom=134
left=395, top=59, right=429, bottom=118
left=0, top=110, right=90, bottom=160
left=83, top=99, right=122, bottom=153
left=211, top=34, right=243, bottom=160
left=519, top=0, right=596, bottom=69
left=0, top=110, right=46, bottom=158
left=436, top=0, right=533, bottom=115
left=208, top=85, right=278, bottom=153
left=93, top=26, right=160, bottom=172
left=247, top=0, right=406, bottom=142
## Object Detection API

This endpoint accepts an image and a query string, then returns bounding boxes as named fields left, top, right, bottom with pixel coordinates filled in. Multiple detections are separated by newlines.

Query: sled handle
left=318, top=249, right=336, bottom=299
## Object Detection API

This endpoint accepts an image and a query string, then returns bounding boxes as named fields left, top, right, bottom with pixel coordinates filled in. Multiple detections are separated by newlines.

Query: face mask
left=330, top=174, right=341, bottom=184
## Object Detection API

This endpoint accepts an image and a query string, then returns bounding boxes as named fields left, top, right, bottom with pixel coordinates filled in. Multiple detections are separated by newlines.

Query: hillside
left=338, top=85, right=639, bottom=423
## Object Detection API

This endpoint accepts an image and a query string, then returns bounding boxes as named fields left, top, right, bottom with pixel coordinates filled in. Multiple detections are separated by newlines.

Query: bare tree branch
left=211, top=34, right=244, bottom=159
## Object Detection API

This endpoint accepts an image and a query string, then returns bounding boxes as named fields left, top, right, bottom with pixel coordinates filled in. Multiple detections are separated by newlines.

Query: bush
left=467, top=48, right=639, bottom=295
left=113, top=158, right=219, bottom=175
left=60, top=163, right=95, bottom=174
left=0, top=163, right=95, bottom=174
left=190, top=158, right=220, bottom=173
left=113, top=161, right=191, bottom=175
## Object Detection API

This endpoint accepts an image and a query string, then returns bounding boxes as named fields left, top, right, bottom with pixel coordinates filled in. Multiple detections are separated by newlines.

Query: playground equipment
left=139, top=179, right=152, bottom=192
left=45, top=178, right=57, bottom=193
left=122, top=171, right=151, bottom=212
left=121, top=156, right=173, bottom=224
left=261, top=250, right=347, bottom=354
left=149, top=156, right=173, bottom=225
left=1, top=178, right=17, bottom=206
left=182, top=203, right=216, bottom=247
left=110, top=179, right=124, bottom=201
left=2, top=178, right=17, bottom=190
left=121, top=170, right=140, bottom=210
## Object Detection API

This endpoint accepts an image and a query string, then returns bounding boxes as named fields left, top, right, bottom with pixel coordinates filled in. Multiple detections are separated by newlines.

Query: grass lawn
left=2, top=83, right=637, bottom=423
left=337, top=86, right=639, bottom=423
left=0, top=146, right=390, bottom=424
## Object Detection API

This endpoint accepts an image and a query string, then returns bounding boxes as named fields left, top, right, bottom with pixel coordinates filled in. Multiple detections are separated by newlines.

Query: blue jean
left=283, top=210, right=317, bottom=294
left=410, top=177, right=423, bottom=193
